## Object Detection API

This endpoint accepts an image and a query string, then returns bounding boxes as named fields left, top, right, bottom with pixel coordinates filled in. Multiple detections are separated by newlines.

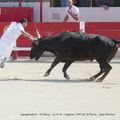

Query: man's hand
left=32, top=37, right=38, bottom=41
left=21, top=31, right=37, bottom=41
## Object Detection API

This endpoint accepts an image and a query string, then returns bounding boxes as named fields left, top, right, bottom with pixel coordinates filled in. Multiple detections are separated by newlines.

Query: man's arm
left=21, top=31, right=36, bottom=41
left=63, top=15, right=69, bottom=22
left=67, top=9, right=79, bottom=21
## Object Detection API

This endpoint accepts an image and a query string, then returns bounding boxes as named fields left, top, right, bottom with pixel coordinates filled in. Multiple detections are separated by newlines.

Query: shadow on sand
left=0, top=78, right=94, bottom=83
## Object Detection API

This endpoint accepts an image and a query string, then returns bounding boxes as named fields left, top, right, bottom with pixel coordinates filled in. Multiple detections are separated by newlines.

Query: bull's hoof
left=44, top=72, right=49, bottom=77
left=89, top=77, right=95, bottom=81
left=64, top=75, right=70, bottom=80
left=96, top=78, right=104, bottom=82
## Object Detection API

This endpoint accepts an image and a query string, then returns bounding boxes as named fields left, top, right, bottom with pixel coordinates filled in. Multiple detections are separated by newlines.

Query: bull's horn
left=35, top=27, right=41, bottom=38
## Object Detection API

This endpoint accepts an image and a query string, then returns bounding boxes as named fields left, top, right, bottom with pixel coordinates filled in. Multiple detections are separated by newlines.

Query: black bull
left=30, top=31, right=120, bottom=82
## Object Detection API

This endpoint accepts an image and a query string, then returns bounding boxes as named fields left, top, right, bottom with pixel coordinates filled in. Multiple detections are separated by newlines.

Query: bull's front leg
left=44, top=58, right=59, bottom=77
left=62, top=61, right=72, bottom=80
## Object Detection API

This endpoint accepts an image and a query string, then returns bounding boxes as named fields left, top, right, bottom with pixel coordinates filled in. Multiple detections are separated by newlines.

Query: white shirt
left=66, top=5, right=79, bottom=22
left=2, top=22, right=24, bottom=45
left=0, top=22, right=25, bottom=58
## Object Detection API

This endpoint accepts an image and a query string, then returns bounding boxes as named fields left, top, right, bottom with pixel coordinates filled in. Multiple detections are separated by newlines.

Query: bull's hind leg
left=89, top=68, right=104, bottom=81
left=96, top=61, right=112, bottom=82
left=89, top=64, right=105, bottom=81
left=62, top=61, right=72, bottom=80
left=44, top=58, right=59, bottom=77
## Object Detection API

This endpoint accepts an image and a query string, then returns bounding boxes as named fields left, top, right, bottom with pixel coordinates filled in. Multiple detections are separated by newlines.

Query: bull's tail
left=112, top=39, right=120, bottom=44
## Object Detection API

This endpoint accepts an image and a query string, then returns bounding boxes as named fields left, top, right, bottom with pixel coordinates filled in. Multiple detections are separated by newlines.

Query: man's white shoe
left=0, top=57, right=7, bottom=68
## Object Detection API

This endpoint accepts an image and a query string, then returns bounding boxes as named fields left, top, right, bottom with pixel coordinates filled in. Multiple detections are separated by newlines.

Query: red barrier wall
left=18, top=22, right=80, bottom=47
left=0, top=7, right=33, bottom=22
left=0, top=22, right=120, bottom=57
left=86, top=22, right=120, bottom=40
left=0, top=22, right=79, bottom=56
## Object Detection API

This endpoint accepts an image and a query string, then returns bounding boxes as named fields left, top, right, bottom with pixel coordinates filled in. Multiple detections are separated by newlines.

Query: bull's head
left=30, top=27, right=44, bottom=61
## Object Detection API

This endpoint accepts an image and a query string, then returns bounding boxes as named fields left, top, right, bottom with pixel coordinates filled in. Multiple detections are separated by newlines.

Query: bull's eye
left=35, top=41, right=39, bottom=46
left=33, top=40, right=39, bottom=46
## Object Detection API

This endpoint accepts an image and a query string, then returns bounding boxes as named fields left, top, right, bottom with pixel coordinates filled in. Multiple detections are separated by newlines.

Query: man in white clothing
left=63, top=0, right=80, bottom=22
left=0, top=18, right=36, bottom=68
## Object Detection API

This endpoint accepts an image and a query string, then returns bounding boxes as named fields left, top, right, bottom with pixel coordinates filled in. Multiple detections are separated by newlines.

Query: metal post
left=90, top=0, right=93, bottom=7
left=19, top=0, right=22, bottom=7
left=40, top=0, right=42, bottom=22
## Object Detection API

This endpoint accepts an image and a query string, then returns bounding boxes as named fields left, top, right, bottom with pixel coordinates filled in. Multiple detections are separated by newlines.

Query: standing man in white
left=0, top=18, right=36, bottom=68
left=63, top=0, right=80, bottom=22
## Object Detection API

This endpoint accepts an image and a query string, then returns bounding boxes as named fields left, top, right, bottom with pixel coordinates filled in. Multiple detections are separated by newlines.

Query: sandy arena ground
left=0, top=57, right=120, bottom=120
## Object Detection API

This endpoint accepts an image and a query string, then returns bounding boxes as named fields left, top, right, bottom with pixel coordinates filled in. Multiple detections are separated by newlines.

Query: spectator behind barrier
left=63, top=0, right=80, bottom=22
left=50, top=0, right=61, bottom=7
left=51, top=0, right=119, bottom=7
left=95, top=0, right=115, bottom=9
left=78, top=0, right=91, bottom=7
left=61, top=0, right=67, bottom=7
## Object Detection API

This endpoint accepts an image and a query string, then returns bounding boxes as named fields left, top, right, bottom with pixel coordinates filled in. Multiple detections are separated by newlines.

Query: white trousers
left=0, top=44, right=13, bottom=64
